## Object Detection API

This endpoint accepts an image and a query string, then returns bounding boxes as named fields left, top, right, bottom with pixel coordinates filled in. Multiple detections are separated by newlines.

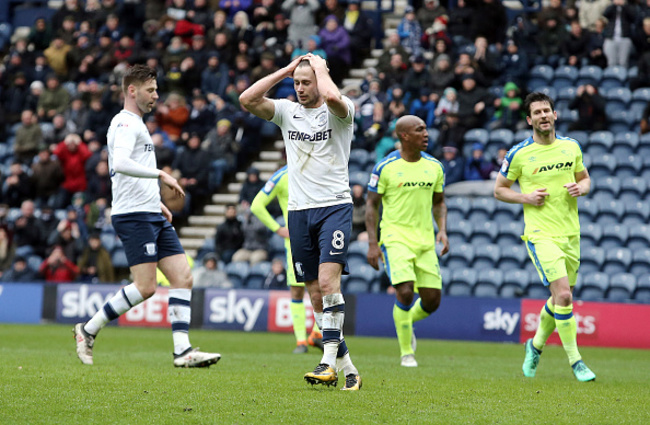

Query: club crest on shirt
left=144, top=242, right=157, bottom=256
left=500, top=159, right=509, bottom=173
left=369, top=173, right=379, bottom=188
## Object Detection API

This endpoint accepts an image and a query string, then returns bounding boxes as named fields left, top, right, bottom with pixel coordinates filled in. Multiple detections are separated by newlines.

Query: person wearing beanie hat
left=291, top=34, right=328, bottom=60
left=490, top=81, right=526, bottom=131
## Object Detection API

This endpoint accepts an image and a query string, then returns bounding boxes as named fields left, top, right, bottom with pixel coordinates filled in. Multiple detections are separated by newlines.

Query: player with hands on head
left=73, top=64, right=220, bottom=368
left=365, top=115, right=448, bottom=368
left=240, top=52, right=361, bottom=390
left=494, top=92, right=595, bottom=382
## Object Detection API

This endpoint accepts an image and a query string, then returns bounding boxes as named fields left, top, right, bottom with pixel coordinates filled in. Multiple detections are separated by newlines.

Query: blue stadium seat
left=349, top=149, right=370, bottom=172
left=347, top=240, right=369, bottom=264
left=499, top=269, right=528, bottom=298
left=349, top=170, right=370, bottom=187
left=557, top=86, right=577, bottom=101
left=602, top=248, right=632, bottom=275
left=614, top=155, right=642, bottom=179
left=528, top=65, right=554, bottom=90
left=587, top=131, right=614, bottom=155
left=488, top=129, right=514, bottom=147
left=225, top=261, right=250, bottom=288
left=446, top=197, right=471, bottom=218
left=600, top=224, right=628, bottom=250
left=428, top=128, right=440, bottom=144
left=493, top=202, right=521, bottom=222
left=536, top=86, right=557, bottom=100
left=555, top=109, right=577, bottom=133
left=268, top=234, right=286, bottom=259
left=348, top=263, right=377, bottom=284
left=100, top=233, right=118, bottom=253
left=496, top=221, right=524, bottom=246
left=467, top=197, right=496, bottom=223
left=604, top=87, right=632, bottom=109
left=606, top=273, right=637, bottom=302
left=195, top=237, right=217, bottom=263
left=448, top=269, right=477, bottom=296
left=627, top=225, right=650, bottom=252
left=630, top=101, right=646, bottom=122
left=623, top=201, right=650, bottom=225
left=578, top=272, right=609, bottom=301
left=473, top=244, right=500, bottom=269
left=498, top=244, right=528, bottom=271
left=514, top=129, right=532, bottom=142
left=581, top=246, right=605, bottom=274
left=447, top=209, right=465, bottom=226
left=595, top=199, right=624, bottom=225
left=612, top=132, right=639, bottom=156
left=464, top=128, right=489, bottom=146
left=619, top=177, right=647, bottom=203
left=447, top=219, right=472, bottom=246
left=469, top=222, right=498, bottom=246
left=581, top=223, right=602, bottom=247
left=111, top=249, right=129, bottom=269
left=577, top=198, right=598, bottom=222
left=600, top=66, right=627, bottom=89
left=630, top=249, right=650, bottom=278
left=631, top=87, right=650, bottom=103
left=565, top=130, right=589, bottom=144
left=608, top=110, right=634, bottom=133
left=345, top=278, right=370, bottom=293
left=245, top=261, right=272, bottom=289
left=633, top=275, right=650, bottom=303
left=592, top=176, right=620, bottom=199
left=440, top=266, right=451, bottom=287
left=576, top=65, right=603, bottom=86
left=553, top=66, right=578, bottom=89
left=526, top=272, right=548, bottom=299
left=473, top=269, right=502, bottom=297
left=27, top=255, right=43, bottom=272
left=446, top=244, right=475, bottom=271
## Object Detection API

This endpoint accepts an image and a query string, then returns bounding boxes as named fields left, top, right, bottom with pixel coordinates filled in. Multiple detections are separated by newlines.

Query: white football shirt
left=107, top=110, right=161, bottom=215
left=270, top=96, right=354, bottom=211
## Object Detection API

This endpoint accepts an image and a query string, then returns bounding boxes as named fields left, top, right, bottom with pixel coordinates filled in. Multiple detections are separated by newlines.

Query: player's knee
left=395, top=283, right=415, bottom=306
left=555, top=290, right=573, bottom=306
left=138, top=282, right=157, bottom=299
left=421, top=296, right=441, bottom=314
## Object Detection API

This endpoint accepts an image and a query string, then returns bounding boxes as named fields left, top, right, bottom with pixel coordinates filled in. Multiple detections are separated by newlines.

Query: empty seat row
left=528, top=65, right=643, bottom=90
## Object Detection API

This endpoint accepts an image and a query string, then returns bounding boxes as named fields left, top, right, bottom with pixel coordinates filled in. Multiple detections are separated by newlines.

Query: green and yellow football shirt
left=368, top=150, right=445, bottom=248
left=501, top=135, right=585, bottom=237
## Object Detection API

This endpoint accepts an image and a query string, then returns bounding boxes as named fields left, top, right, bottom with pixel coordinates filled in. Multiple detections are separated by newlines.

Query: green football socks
left=554, top=304, right=582, bottom=365
left=532, top=297, right=556, bottom=351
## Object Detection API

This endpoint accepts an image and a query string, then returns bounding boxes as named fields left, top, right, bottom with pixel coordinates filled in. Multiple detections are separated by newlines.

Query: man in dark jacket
left=174, top=133, right=211, bottom=213
left=457, top=74, right=492, bottom=133
left=215, top=204, right=244, bottom=264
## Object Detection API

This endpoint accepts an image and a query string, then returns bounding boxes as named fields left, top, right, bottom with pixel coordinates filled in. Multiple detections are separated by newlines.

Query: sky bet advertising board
left=203, top=289, right=270, bottom=332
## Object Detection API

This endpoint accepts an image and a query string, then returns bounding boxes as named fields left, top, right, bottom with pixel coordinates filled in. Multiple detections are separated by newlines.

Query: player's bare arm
left=240, top=55, right=304, bottom=120
left=564, top=168, right=591, bottom=198
left=364, top=191, right=383, bottom=270
left=494, top=174, right=549, bottom=206
left=159, top=169, right=185, bottom=198
left=305, top=53, right=348, bottom=118
left=432, top=192, right=449, bottom=256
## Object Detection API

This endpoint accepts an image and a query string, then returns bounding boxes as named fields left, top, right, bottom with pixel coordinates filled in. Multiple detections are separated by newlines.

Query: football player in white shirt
left=73, top=65, right=220, bottom=368
left=240, top=53, right=361, bottom=390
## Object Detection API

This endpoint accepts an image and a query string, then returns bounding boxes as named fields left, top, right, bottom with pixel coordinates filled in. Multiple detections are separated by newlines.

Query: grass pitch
left=1, top=324, right=649, bottom=425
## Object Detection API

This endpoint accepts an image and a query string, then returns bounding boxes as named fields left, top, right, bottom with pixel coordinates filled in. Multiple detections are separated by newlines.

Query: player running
left=365, top=115, right=449, bottom=367
left=494, top=92, right=596, bottom=382
left=73, top=65, right=220, bottom=368
left=250, top=165, right=324, bottom=354
left=240, top=53, right=361, bottom=390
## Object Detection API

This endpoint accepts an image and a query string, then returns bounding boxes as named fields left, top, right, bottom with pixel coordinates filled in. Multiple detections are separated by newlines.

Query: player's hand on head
left=563, top=182, right=582, bottom=197
left=284, top=55, right=305, bottom=76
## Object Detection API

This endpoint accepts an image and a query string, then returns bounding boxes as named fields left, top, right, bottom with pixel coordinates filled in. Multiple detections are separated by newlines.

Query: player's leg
left=290, top=284, right=309, bottom=353
left=393, top=280, right=417, bottom=366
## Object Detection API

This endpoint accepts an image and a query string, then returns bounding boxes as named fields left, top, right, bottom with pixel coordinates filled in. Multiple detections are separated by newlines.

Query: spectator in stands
left=183, top=94, right=216, bottom=140
left=13, top=110, right=43, bottom=164
left=282, top=0, right=320, bottom=48
left=603, top=0, right=636, bottom=68
left=470, top=0, right=508, bottom=45
left=159, top=165, right=188, bottom=220
left=319, top=16, right=351, bottom=86
left=490, top=145, right=508, bottom=179
left=36, top=206, right=59, bottom=244
left=580, top=0, right=610, bottom=31
left=536, top=16, right=566, bottom=68
left=192, top=253, right=233, bottom=288
left=0, top=227, right=16, bottom=275
left=351, top=184, right=366, bottom=241
left=317, top=0, right=345, bottom=26
left=44, top=113, right=75, bottom=147
left=379, top=53, right=408, bottom=92
left=410, top=88, right=437, bottom=129
left=204, top=119, right=239, bottom=190
left=403, top=55, right=431, bottom=105
left=397, top=6, right=422, bottom=55
left=437, top=112, right=465, bottom=153
left=562, top=20, right=591, bottom=68
left=1, top=256, right=39, bottom=283
left=43, top=37, right=72, bottom=79
left=376, top=33, right=410, bottom=76
left=231, top=203, right=269, bottom=266
left=568, top=84, right=607, bottom=132
left=85, top=197, right=109, bottom=232
left=3, top=73, right=30, bottom=125
left=48, top=212, right=84, bottom=263
left=292, top=35, right=328, bottom=59
left=587, top=17, right=608, bottom=68
left=640, top=102, right=650, bottom=135
left=156, top=93, right=189, bottom=143
left=39, top=245, right=79, bottom=283
left=435, top=87, right=459, bottom=122
left=54, top=133, right=92, bottom=208
left=430, top=55, right=455, bottom=98
left=343, top=0, right=374, bottom=67
left=77, top=232, right=114, bottom=283
left=417, top=0, right=446, bottom=31
left=447, top=0, right=473, bottom=48
left=498, top=39, right=528, bottom=88
left=220, top=0, right=253, bottom=21
left=86, top=160, right=112, bottom=203
left=537, top=0, right=566, bottom=30
left=456, top=74, right=492, bottom=132
left=201, top=51, right=230, bottom=100
left=28, top=17, right=54, bottom=52
left=385, top=86, right=408, bottom=123
left=239, top=167, right=266, bottom=206
left=473, top=36, right=500, bottom=84
left=174, top=133, right=212, bottom=212
left=65, top=97, right=89, bottom=134
left=251, top=0, right=281, bottom=29
left=252, top=51, right=281, bottom=85
left=440, top=145, right=465, bottom=185
left=232, top=102, right=269, bottom=164
left=490, top=82, right=526, bottom=131
left=57, top=15, right=77, bottom=45
left=52, top=0, right=88, bottom=31
left=2, top=163, right=32, bottom=209
left=28, top=54, right=54, bottom=87
left=634, top=17, right=650, bottom=56
left=31, top=147, right=65, bottom=209
left=10, top=200, right=42, bottom=256
left=464, top=142, right=493, bottom=181
left=263, top=258, right=287, bottom=289
left=631, top=50, right=650, bottom=91
left=37, top=74, right=71, bottom=122
left=453, top=52, right=488, bottom=88
left=215, top=203, right=244, bottom=264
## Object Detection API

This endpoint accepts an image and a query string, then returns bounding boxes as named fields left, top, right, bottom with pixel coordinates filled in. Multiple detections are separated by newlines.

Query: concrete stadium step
left=180, top=226, right=216, bottom=237
left=211, top=193, right=238, bottom=204
left=371, top=49, right=382, bottom=58
left=228, top=182, right=243, bottom=193
left=363, top=58, right=378, bottom=68
left=185, top=249, right=197, bottom=258
left=235, top=171, right=273, bottom=182
left=179, top=238, right=206, bottom=250
left=251, top=161, right=280, bottom=171
left=350, top=69, right=366, bottom=78
left=204, top=204, right=226, bottom=215
left=274, top=140, right=285, bottom=150
left=188, top=215, right=223, bottom=227
left=385, top=17, right=401, bottom=28
left=342, top=78, right=363, bottom=87
left=260, top=150, right=282, bottom=161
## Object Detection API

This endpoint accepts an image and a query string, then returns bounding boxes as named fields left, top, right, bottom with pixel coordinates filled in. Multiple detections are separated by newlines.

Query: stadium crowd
left=0, top=0, right=649, bottom=292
